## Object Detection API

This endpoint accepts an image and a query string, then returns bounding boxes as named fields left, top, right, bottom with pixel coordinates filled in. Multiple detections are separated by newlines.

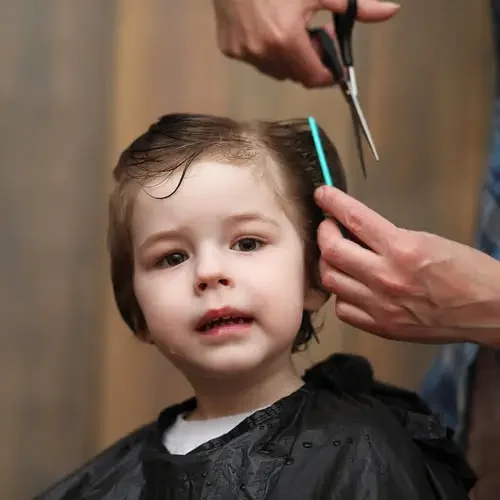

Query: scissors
left=308, top=0, right=379, bottom=177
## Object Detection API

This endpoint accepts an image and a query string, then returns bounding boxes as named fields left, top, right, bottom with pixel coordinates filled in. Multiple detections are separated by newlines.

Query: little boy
left=37, top=113, right=474, bottom=499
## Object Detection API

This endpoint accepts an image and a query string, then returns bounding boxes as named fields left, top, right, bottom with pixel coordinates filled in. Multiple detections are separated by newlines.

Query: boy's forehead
left=131, top=159, right=293, bottom=234
left=136, top=157, right=287, bottom=201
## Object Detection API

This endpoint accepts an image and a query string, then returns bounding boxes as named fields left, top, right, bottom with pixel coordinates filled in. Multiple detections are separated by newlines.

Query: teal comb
left=308, top=116, right=333, bottom=187
left=309, top=116, right=353, bottom=240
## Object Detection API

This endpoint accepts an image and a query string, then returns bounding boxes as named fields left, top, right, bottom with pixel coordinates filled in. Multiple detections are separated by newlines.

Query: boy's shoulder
left=303, top=353, right=476, bottom=496
left=304, top=352, right=449, bottom=426
left=34, top=422, right=154, bottom=500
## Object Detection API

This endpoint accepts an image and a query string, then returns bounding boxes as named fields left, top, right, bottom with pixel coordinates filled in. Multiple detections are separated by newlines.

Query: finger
left=335, top=300, right=405, bottom=341
left=320, top=0, right=400, bottom=22
left=335, top=299, right=428, bottom=342
left=318, top=216, right=376, bottom=256
left=242, top=34, right=325, bottom=85
left=318, top=224, right=385, bottom=283
left=247, top=56, right=292, bottom=81
left=318, top=216, right=377, bottom=263
left=334, top=299, right=393, bottom=337
left=317, top=217, right=343, bottom=242
left=220, top=33, right=296, bottom=82
left=335, top=299, right=375, bottom=327
left=319, top=260, right=374, bottom=307
left=281, top=28, right=334, bottom=88
left=355, top=0, right=400, bottom=21
left=315, top=186, right=399, bottom=254
left=318, top=211, right=372, bottom=252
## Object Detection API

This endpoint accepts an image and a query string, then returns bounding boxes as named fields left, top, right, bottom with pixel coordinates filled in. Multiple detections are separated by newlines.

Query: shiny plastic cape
left=36, top=354, right=475, bottom=500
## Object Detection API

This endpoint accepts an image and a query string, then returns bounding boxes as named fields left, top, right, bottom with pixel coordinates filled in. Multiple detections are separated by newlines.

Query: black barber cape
left=36, top=354, right=475, bottom=500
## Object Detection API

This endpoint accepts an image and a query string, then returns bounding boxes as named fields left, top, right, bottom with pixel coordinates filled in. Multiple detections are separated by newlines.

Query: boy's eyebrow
left=225, top=212, right=280, bottom=228
left=138, top=229, right=184, bottom=253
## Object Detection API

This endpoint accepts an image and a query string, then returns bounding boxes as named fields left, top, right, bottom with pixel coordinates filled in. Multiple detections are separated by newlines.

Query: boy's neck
left=185, top=358, right=303, bottom=421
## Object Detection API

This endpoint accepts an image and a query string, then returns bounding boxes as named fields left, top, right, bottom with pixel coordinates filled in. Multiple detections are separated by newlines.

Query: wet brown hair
left=108, top=113, right=347, bottom=351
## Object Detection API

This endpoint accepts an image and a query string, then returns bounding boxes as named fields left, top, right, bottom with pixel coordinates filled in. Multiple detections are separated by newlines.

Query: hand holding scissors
left=309, top=0, right=379, bottom=177
left=213, top=0, right=399, bottom=89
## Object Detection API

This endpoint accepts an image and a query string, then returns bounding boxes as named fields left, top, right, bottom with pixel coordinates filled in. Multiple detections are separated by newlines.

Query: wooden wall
left=0, top=2, right=116, bottom=498
left=0, top=1, right=492, bottom=497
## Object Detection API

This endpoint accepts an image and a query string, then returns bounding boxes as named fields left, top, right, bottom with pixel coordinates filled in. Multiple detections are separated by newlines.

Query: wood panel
left=6, top=1, right=492, bottom=497
left=0, top=1, right=116, bottom=498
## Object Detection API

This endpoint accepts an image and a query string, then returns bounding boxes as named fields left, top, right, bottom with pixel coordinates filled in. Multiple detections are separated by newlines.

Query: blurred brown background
left=0, top=1, right=494, bottom=498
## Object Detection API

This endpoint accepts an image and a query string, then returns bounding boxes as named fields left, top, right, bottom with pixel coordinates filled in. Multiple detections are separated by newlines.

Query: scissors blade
left=348, top=100, right=367, bottom=178
left=349, top=93, right=379, bottom=162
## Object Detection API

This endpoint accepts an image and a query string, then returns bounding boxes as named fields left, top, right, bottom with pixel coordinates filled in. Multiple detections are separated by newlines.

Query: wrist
left=457, top=298, right=500, bottom=347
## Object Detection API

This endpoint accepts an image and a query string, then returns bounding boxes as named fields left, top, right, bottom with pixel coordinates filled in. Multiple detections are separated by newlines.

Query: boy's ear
left=304, top=287, right=329, bottom=312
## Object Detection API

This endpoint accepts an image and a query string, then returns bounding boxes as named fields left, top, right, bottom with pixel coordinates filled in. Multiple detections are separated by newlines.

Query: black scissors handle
left=334, top=0, right=357, bottom=67
left=308, top=28, right=344, bottom=83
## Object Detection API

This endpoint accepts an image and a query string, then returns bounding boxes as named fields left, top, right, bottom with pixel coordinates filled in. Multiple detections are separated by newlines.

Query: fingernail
left=322, top=271, right=336, bottom=290
left=315, top=186, right=326, bottom=202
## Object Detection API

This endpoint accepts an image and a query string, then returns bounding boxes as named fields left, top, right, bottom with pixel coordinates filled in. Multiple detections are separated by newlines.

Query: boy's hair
left=108, top=113, right=347, bottom=351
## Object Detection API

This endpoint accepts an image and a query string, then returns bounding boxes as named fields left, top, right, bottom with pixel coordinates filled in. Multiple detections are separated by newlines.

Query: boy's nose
left=194, top=253, right=233, bottom=294
left=197, top=277, right=230, bottom=293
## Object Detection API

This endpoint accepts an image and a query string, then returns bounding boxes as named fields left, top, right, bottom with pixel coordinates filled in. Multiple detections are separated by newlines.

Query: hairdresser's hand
left=212, top=0, right=399, bottom=88
left=314, top=186, right=500, bottom=347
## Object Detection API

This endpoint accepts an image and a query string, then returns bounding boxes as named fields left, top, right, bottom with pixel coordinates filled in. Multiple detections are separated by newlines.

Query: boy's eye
left=232, top=238, right=263, bottom=252
left=156, top=252, right=187, bottom=268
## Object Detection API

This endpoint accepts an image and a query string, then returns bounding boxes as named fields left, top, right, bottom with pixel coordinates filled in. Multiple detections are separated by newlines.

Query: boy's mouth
left=198, top=316, right=253, bottom=332
left=196, top=307, right=253, bottom=333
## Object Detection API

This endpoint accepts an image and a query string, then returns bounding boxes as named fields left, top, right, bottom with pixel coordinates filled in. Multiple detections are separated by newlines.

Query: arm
left=314, top=185, right=500, bottom=347
left=211, top=0, right=399, bottom=88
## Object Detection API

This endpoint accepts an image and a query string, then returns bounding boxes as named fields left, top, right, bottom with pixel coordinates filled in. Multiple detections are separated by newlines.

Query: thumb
left=321, top=0, right=400, bottom=22
left=314, top=185, right=342, bottom=216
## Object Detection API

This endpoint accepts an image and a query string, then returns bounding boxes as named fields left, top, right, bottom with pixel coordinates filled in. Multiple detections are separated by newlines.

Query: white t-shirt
left=163, top=409, right=259, bottom=455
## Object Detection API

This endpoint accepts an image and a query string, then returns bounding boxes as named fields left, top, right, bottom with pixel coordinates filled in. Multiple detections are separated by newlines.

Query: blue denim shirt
left=420, top=3, right=500, bottom=443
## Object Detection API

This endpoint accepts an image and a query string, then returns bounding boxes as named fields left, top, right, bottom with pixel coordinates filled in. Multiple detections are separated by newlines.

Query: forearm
left=430, top=256, right=500, bottom=347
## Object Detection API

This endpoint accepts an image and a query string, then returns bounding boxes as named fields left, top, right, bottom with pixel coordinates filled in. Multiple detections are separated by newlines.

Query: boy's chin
left=193, top=361, right=268, bottom=379
left=184, top=353, right=290, bottom=382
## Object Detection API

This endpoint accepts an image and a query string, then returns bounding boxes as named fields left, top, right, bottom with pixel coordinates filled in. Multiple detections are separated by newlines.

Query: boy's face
left=131, top=159, right=322, bottom=380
